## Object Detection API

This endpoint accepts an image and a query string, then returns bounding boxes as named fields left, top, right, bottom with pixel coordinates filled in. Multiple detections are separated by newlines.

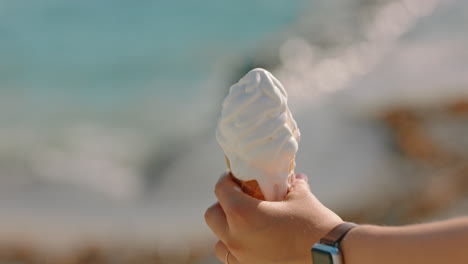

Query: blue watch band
left=311, top=222, right=358, bottom=264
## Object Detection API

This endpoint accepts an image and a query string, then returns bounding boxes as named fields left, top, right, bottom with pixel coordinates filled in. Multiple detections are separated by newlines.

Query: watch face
left=312, top=250, right=333, bottom=263
left=312, top=243, right=341, bottom=264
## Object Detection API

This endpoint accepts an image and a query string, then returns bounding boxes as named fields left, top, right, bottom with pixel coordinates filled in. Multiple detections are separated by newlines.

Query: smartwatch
left=311, top=222, right=357, bottom=264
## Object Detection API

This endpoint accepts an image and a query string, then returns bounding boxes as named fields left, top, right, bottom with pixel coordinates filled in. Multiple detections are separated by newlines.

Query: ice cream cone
left=217, top=68, right=301, bottom=201
left=225, top=156, right=296, bottom=201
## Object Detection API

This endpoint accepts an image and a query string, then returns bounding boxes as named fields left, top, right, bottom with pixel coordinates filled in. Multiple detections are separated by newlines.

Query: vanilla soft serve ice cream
left=216, top=68, right=300, bottom=201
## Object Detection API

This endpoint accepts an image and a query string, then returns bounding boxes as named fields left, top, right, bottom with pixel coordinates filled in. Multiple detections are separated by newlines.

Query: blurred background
left=1, top=0, right=468, bottom=263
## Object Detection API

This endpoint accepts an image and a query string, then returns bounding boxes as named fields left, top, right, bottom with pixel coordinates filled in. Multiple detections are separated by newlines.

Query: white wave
left=275, top=0, right=452, bottom=110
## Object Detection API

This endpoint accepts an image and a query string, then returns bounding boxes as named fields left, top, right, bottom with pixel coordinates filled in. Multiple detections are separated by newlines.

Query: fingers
left=214, top=171, right=260, bottom=219
left=286, top=173, right=312, bottom=201
left=204, top=202, right=229, bottom=240
left=214, top=240, right=239, bottom=264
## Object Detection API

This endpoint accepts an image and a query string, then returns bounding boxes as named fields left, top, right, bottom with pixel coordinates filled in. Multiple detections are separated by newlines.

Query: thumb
left=215, top=171, right=260, bottom=214
left=286, top=173, right=311, bottom=200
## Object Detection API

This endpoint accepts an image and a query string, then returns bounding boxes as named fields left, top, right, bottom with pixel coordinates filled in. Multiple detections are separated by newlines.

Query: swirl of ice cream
left=216, top=68, right=300, bottom=201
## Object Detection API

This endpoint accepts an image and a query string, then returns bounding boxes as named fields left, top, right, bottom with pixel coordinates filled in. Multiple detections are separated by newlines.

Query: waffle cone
left=225, top=156, right=295, bottom=201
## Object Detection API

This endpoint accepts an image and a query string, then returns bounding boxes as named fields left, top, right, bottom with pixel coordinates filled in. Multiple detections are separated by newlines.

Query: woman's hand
left=204, top=171, right=343, bottom=264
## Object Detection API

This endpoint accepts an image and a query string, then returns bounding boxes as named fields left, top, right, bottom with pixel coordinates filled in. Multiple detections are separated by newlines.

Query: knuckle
left=228, top=202, right=249, bottom=222
left=214, top=171, right=230, bottom=197
left=214, top=181, right=223, bottom=197
left=226, top=239, right=242, bottom=252
left=229, top=200, right=249, bottom=218
left=228, top=202, right=243, bottom=216
left=204, top=203, right=218, bottom=224
left=204, top=207, right=212, bottom=223
left=214, top=241, right=225, bottom=261
left=214, top=240, right=224, bottom=251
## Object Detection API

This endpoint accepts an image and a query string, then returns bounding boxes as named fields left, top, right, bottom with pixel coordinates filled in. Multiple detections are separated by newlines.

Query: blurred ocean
left=0, top=0, right=308, bottom=199
left=0, top=0, right=306, bottom=105
left=1, top=0, right=468, bottom=262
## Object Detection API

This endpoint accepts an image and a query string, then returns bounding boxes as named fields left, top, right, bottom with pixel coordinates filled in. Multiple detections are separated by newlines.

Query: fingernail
left=295, top=173, right=308, bottom=181
left=233, top=186, right=242, bottom=193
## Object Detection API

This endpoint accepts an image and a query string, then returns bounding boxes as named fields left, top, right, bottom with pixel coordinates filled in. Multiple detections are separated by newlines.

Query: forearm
left=341, top=217, right=468, bottom=264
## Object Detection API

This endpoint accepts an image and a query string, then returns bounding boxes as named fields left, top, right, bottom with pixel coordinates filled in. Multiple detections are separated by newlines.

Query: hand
left=205, top=171, right=343, bottom=264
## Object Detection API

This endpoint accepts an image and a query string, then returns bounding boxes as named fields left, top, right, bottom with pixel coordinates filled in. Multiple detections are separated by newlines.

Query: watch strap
left=319, top=222, right=358, bottom=247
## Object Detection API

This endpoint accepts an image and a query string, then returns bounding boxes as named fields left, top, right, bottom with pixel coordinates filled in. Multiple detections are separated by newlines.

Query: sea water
left=0, top=0, right=307, bottom=107
left=0, top=0, right=308, bottom=199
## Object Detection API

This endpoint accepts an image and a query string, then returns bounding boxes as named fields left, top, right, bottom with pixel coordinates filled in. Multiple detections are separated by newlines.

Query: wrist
left=304, top=220, right=344, bottom=254
left=311, top=222, right=358, bottom=264
left=311, top=211, right=345, bottom=243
